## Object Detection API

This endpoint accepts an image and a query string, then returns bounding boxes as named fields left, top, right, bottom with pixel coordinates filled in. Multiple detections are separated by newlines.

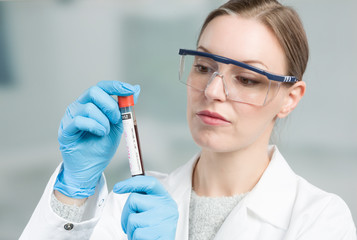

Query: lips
left=196, top=110, right=230, bottom=125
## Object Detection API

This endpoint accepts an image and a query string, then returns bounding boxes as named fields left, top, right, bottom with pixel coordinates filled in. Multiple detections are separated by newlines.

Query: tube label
left=122, top=112, right=143, bottom=176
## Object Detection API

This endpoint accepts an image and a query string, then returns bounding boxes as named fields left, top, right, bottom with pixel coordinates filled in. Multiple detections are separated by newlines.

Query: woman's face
left=187, top=15, right=290, bottom=153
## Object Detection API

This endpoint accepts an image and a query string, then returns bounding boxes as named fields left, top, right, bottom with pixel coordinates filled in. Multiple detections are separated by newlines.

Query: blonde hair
left=198, top=0, right=309, bottom=82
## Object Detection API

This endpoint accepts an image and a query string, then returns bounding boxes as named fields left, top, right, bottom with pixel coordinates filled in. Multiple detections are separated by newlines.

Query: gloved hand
left=114, top=176, right=179, bottom=240
left=54, top=81, right=140, bottom=199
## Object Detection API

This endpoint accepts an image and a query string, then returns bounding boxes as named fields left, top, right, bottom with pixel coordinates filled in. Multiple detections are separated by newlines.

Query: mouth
left=196, top=110, right=230, bottom=126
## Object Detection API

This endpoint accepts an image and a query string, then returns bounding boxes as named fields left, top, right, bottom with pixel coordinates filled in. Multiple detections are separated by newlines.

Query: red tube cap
left=118, top=95, right=134, bottom=108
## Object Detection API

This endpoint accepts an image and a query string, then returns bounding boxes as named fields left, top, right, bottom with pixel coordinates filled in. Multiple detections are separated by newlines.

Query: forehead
left=198, top=15, right=287, bottom=74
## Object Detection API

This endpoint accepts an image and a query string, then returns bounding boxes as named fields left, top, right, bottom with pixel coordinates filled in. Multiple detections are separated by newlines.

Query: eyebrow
left=197, top=45, right=269, bottom=70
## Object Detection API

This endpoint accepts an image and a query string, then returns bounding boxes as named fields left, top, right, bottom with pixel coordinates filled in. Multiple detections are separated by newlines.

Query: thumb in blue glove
left=113, top=176, right=179, bottom=240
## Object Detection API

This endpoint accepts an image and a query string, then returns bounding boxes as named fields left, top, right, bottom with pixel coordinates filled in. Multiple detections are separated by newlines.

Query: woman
left=21, top=0, right=356, bottom=239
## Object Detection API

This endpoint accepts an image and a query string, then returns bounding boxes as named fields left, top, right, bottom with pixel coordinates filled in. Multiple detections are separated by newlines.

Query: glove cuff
left=53, top=170, right=99, bottom=199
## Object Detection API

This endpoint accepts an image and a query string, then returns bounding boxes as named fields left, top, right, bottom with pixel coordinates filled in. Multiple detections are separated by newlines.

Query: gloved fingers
left=130, top=226, right=160, bottom=240
left=120, top=192, right=178, bottom=234
left=131, top=227, right=159, bottom=240
left=113, top=176, right=168, bottom=196
left=61, top=115, right=107, bottom=139
left=121, top=193, right=164, bottom=231
left=96, top=80, right=141, bottom=104
left=77, top=85, right=121, bottom=125
left=70, top=102, right=111, bottom=135
left=125, top=207, right=178, bottom=239
left=131, top=223, right=176, bottom=240
left=125, top=211, right=151, bottom=239
left=121, top=193, right=152, bottom=233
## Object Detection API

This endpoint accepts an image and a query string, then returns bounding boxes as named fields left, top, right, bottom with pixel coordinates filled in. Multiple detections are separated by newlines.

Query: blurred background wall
left=0, top=0, right=356, bottom=238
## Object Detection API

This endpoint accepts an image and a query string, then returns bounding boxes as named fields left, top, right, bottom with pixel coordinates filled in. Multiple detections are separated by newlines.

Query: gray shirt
left=189, top=190, right=247, bottom=240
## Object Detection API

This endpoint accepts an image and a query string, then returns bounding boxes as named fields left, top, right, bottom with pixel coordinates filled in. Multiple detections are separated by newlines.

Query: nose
left=204, top=72, right=228, bottom=102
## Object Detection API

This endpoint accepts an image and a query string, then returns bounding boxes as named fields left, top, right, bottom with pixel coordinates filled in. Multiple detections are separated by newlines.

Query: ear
left=277, top=81, right=306, bottom=119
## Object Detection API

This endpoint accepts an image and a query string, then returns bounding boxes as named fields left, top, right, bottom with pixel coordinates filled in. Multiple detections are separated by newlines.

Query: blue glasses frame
left=179, top=49, right=298, bottom=83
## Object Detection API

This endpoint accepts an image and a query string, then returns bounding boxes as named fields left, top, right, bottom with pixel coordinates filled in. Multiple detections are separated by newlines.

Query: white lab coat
left=21, top=146, right=356, bottom=239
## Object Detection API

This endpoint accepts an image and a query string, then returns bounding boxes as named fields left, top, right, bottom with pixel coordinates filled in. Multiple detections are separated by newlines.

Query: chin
left=191, top=129, right=237, bottom=153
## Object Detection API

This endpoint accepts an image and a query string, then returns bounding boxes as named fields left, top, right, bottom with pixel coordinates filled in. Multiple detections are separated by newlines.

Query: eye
left=194, top=64, right=212, bottom=74
left=236, top=76, right=260, bottom=86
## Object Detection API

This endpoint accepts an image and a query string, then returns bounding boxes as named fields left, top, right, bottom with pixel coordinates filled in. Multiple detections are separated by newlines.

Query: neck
left=193, top=142, right=271, bottom=197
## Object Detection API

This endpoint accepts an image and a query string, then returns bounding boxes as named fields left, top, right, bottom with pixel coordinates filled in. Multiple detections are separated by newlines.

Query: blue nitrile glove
left=54, top=81, right=141, bottom=198
left=113, top=176, right=179, bottom=240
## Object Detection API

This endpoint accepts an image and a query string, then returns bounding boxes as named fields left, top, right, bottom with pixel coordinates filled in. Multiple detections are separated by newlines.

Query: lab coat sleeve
left=19, top=164, right=108, bottom=240
left=297, top=194, right=356, bottom=240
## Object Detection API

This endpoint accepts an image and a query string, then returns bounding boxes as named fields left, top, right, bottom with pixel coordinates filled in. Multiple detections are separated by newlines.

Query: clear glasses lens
left=179, top=55, right=281, bottom=106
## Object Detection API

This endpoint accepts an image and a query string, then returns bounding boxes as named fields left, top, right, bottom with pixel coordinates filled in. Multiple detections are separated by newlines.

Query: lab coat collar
left=244, top=145, right=297, bottom=230
left=164, top=146, right=297, bottom=237
left=160, top=152, right=199, bottom=240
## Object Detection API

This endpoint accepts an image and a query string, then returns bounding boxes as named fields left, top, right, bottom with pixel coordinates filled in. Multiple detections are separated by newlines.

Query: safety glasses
left=178, top=49, right=298, bottom=105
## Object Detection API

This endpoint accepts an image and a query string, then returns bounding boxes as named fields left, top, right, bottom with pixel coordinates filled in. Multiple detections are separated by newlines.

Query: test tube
left=118, top=95, right=145, bottom=176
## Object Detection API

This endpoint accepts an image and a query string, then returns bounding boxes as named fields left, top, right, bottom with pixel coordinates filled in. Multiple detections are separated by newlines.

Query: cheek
left=186, top=88, right=219, bottom=148
left=186, top=88, right=283, bottom=152
left=233, top=98, right=284, bottom=145
left=230, top=105, right=273, bottom=147
left=186, top=88, right=199, bottom=130
left=194, top=106, right=279, bottom=152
